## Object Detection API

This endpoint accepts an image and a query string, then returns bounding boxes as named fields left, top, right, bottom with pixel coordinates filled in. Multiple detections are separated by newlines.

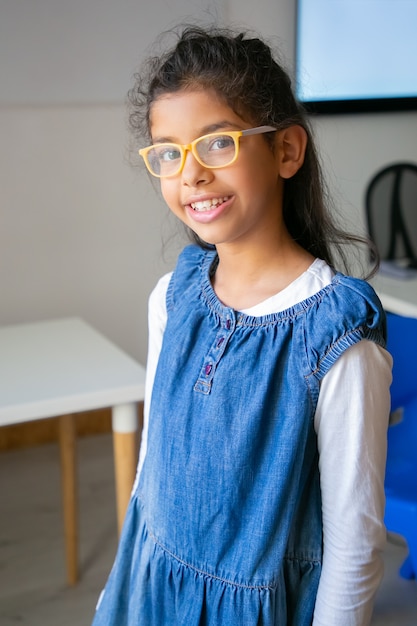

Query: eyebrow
left=151, top=120, right=242, bottom=145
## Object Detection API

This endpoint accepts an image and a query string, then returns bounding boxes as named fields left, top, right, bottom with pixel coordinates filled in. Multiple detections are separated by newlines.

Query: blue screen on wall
left=295, top=0, right=417, bottom=114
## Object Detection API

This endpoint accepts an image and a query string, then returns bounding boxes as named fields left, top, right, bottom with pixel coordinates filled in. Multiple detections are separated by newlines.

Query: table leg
left=58, top=413, right=78, bottom=586
left=112, top=403, right=138, bottom=534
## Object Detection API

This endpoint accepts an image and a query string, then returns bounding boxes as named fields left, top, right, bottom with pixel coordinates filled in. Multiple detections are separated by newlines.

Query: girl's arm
left=313, top=339, right=392, bottom=626
left=136, top=272, right=171, bottom=476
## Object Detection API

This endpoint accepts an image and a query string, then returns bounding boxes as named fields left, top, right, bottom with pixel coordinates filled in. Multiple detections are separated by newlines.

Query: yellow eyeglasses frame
left=138, top=125, right=277, bottom=178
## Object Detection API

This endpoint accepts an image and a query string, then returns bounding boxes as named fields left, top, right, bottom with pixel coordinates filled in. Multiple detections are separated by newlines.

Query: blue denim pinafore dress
left=93, top=245, right=386, bottom=626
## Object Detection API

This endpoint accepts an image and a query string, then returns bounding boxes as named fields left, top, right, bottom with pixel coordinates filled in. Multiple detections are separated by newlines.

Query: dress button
left=205, top=364, right=212, bottom=376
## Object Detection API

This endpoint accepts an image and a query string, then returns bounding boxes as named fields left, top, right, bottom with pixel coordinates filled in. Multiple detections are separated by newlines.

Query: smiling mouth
left=190, top=196, right=230, bottom=212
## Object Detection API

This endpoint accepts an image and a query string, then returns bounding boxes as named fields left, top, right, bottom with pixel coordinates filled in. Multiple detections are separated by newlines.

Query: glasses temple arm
left=241, top=126, right=277, bottom=136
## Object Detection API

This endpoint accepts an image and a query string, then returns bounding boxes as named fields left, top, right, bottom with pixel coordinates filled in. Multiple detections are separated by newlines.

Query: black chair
left=365, top=162, right=417, bottom=272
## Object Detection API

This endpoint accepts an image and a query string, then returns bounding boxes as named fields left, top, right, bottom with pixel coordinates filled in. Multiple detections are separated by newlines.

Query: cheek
left=160, top=181, right=183, bottom=217
left=160, top=180, right=175, bottom=206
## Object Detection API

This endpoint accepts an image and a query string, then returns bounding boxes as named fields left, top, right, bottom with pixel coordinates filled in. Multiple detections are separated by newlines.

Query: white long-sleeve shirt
left=138, top=258, right=392, bottom=626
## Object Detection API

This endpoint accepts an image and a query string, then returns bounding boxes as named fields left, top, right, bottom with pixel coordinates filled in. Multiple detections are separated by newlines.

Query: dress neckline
left=202, top=249, right=336, bottom=323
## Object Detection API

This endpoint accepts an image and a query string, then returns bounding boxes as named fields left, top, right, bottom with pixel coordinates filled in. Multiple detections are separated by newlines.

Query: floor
left=0, top=434, right=416, bottom=626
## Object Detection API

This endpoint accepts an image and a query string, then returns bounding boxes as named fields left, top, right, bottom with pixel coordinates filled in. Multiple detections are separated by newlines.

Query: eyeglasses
left=138, top=125, right=277, bottom=178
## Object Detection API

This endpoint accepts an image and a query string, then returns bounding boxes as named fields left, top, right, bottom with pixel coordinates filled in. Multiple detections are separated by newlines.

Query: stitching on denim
left=200, top=268, right=342, bottom=328
left=283, top=554, right=322, bottom=566
left=148, top=530, right=276, bottom=591
left=306, top=325, right=385, bottom=380
left=307, top=327, right=362, bottom=378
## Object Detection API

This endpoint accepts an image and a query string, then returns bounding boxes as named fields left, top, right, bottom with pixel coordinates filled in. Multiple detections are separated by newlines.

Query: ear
left=276, top=125, right=307, bottom=179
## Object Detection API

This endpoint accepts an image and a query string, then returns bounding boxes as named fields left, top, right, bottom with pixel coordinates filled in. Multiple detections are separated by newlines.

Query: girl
left=93, top=26, right=392, bottom=625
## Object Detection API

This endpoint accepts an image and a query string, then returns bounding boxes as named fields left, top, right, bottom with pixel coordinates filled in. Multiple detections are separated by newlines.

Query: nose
left=181, top=149, right=212, bottom=186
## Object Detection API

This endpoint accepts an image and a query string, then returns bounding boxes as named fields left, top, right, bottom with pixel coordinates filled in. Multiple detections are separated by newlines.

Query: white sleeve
left=136, top=272, right=171, bottom=477
left=312, top=340, right=392, bottom=626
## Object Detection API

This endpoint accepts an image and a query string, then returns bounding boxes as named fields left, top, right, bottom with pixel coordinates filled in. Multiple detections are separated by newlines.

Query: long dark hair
left=128, top=25, right=377, bottom=276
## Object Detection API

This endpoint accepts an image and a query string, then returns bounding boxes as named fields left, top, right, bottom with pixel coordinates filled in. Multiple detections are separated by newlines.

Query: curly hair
left=128, top=25, right=377, bottom=275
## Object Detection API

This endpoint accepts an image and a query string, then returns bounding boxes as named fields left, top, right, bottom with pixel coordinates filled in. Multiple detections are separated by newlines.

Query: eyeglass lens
left=147, top=133, right=237, bottom=176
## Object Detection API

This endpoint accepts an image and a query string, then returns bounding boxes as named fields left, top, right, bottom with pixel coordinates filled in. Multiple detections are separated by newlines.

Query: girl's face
left=148, top=89, right=288, bottom=251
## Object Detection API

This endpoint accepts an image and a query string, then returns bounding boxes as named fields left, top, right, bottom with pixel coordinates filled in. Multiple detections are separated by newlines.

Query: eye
left=208, top=135, right=235, bottom=151
left=156, top=145, right=181, bottom=162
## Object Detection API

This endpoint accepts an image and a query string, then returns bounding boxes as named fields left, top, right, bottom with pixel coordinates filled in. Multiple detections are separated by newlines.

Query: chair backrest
left=386, top=311, right=417, bottom=410
left=365, top=162, right=417, bottom=266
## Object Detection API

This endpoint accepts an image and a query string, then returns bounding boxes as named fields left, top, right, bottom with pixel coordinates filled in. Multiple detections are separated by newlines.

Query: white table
left=0, top=317, right=146, bottom=584
left=370, top=272, right=417, bottom=319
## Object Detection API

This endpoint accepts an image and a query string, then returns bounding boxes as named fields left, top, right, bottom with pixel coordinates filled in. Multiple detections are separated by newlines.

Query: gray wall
left=1, top=0, right=416, bottom=364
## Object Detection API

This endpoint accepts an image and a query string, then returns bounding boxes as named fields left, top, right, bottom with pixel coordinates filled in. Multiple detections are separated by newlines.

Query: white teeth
left=190, top=197, right=229, bottom=212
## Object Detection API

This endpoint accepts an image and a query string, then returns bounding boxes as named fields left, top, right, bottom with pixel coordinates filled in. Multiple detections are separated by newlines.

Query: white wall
left=1, top=0, right=416, bottom=364
left=312, top=112, right=417, bottom=238
left=0, top=0, right=225, bottom=363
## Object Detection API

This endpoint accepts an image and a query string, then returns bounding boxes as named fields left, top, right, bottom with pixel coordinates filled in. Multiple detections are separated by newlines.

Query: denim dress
left=92, top=245, right=386, bottom=626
